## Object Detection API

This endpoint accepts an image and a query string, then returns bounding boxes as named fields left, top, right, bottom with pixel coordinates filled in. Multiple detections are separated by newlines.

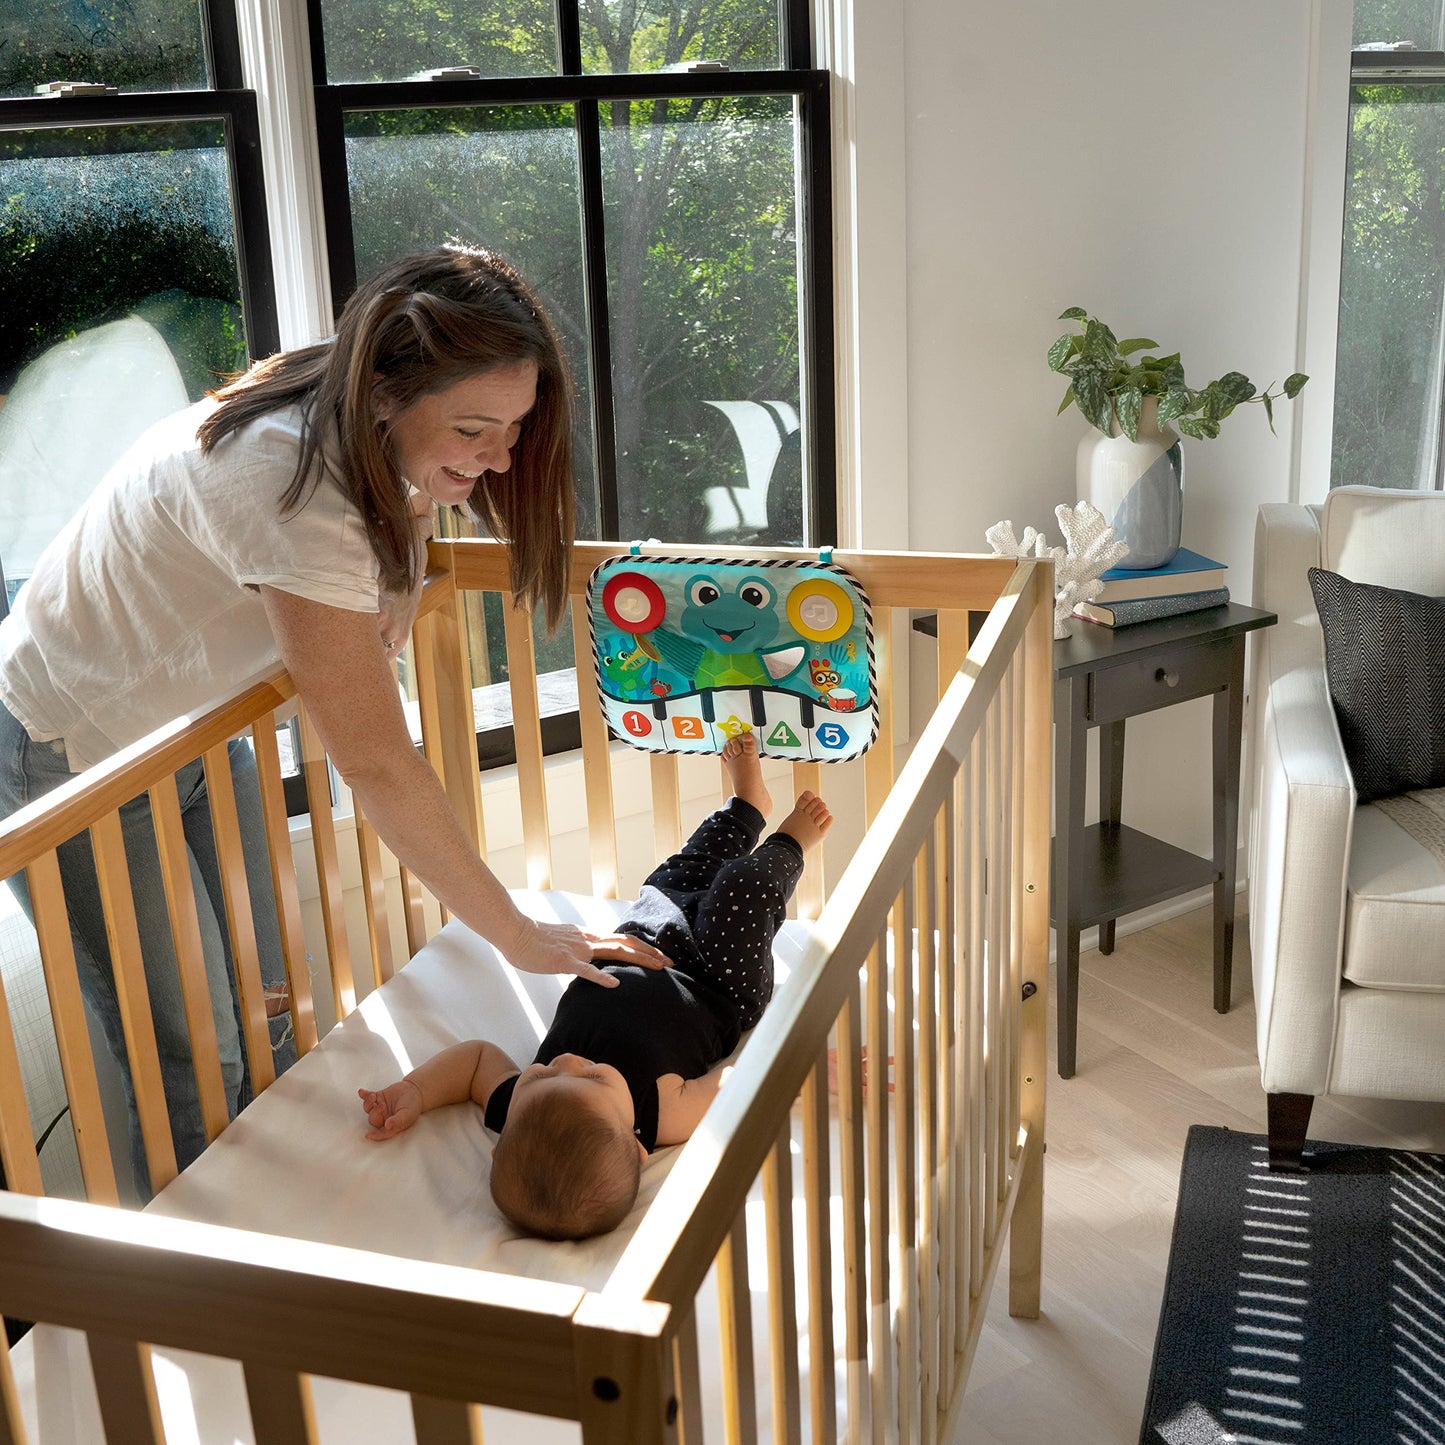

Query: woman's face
left=382, top=360, right=538, bottom=507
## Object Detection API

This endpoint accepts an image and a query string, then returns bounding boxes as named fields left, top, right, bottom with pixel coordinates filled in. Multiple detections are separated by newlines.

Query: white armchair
left=1250, top=486, right=1445, bottom=1166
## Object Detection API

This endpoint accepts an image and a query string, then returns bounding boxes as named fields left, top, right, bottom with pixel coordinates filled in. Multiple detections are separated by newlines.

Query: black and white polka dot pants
left=619, top=797, right=805, bottom=1032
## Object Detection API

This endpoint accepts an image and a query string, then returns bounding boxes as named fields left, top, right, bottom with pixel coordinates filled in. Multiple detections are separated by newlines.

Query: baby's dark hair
left=490, top=1085, right=641, bottom=1240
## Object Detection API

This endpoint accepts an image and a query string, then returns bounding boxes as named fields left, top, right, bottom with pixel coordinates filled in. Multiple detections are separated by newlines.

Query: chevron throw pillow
left=1309, top=567, right=1445, bottom=804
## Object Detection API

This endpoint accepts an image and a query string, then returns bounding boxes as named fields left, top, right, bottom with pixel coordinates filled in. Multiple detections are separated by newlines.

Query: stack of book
left=1073, top=546, right=1229, bottom=628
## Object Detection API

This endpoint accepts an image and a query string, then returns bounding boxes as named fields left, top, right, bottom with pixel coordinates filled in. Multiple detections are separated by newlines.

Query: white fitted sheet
left=10, top=890, right=817, bottom=1444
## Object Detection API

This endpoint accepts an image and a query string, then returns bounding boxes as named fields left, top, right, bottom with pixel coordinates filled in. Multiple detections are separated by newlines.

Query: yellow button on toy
left=787, top=578, right=853, bottom=643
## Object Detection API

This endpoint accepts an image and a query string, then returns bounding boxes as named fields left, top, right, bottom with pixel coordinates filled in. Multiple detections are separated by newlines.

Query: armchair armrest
left=1249, top=659, right=1356, bottom=1096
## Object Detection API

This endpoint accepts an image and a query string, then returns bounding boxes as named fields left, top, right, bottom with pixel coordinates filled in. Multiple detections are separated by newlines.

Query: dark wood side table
left=1051, top=603, right=1275, bottom=1077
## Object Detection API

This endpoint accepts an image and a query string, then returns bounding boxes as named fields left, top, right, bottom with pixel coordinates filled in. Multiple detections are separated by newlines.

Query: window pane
left=580, top=0, right=783, bottom=74
left=1, top=0, right=209, bottom=98
left=1333, top=85, right=1445, bottom=490
left=343, top=105, right=599, bottom=536
left=318, top=0, right=556, bottom=84
left=601, top=94, right=805, bottom=543
left=0, top=124, right=249, bottom=590
left=1354, top=0, right=1445, bottom=50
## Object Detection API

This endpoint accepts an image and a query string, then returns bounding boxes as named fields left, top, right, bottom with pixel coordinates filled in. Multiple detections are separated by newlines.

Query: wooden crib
left=0, top=539, right=1053, bottom=1445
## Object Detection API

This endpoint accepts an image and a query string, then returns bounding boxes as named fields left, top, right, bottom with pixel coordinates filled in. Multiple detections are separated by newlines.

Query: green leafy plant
left=1047, top=306, right=1309, bottom=442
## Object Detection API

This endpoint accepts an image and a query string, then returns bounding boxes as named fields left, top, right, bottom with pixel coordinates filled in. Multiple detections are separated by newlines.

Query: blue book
left=1096, top=547, right=1227, bottom=604
left=1074, top=587, right=1231, bottom=628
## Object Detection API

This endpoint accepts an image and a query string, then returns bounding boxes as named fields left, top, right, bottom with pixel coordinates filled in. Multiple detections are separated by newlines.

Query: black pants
left=619, top=798, right=805, bottom=1032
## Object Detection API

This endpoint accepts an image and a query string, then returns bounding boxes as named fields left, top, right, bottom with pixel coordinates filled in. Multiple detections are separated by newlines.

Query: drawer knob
left=1156, top=668, right=1180, bottom=687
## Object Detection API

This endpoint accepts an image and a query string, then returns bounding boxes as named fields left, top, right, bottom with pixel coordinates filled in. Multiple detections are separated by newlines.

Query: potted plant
left=1047, top=306, right=1308, bottom=568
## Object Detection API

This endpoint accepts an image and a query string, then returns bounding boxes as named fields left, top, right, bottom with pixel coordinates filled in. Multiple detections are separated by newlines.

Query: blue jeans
left=0, top=700, right=296, bottom=1199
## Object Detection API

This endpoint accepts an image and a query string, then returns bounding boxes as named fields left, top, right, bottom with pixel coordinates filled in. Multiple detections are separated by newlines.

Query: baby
left=358, top=733, right=832, bottom=1240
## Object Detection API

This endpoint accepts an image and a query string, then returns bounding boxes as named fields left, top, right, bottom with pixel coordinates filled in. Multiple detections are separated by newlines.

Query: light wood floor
left=955, top=899, right=1445, bottom=1444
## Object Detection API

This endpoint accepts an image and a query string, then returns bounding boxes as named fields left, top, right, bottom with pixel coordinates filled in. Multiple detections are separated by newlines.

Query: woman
left=0, top=243, right=665, bottom=1197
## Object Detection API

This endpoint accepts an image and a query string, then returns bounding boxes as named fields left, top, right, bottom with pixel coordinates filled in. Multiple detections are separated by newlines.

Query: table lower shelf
left=1050, top=822, right=1221, bottom=930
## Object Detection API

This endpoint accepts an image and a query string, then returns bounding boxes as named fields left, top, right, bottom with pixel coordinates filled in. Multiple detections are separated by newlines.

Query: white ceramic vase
left=1076, top=395, right=1184, bottom=570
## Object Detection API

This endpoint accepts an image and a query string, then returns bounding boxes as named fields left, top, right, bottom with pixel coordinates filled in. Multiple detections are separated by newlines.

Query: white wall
left=884, top=0, right=1346, bottom=867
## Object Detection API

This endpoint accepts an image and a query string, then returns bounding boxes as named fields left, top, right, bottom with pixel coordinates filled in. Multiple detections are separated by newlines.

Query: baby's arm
left=358, top=1040, right=521, bottom=1141
left=654, top=1064, right=734, bottom=1148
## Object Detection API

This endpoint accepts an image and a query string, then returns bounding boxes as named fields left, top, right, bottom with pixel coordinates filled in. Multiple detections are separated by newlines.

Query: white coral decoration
left=986, top=501, right=1130, bottom=638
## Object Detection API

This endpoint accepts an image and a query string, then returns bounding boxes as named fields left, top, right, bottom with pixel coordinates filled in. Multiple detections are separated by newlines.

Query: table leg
left=1054, top=675, right=1089, bottom=1078
left=1097, top=720, right=1125, bottom=955
left=1212, top=644, right=1247, bottom=1013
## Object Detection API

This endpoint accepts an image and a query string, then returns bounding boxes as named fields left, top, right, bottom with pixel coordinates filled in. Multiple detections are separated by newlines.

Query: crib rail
left=595, top=557, right=1054, bottom=1444
left=0, top=539, right=1050, bottom=1444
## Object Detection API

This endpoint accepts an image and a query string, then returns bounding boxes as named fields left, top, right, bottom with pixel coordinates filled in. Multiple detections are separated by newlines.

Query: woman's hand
left=504, top=918, right=671, bottom=989
left=358, top=1079, right=423, bottom=1140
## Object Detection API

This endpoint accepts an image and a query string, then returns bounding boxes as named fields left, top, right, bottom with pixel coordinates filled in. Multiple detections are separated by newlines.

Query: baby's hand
left=357, top=1079, right=423, bottom=1140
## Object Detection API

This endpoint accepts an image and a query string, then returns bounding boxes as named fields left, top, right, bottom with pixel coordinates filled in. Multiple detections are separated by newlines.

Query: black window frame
left=305, top=0, right=836, bottom=544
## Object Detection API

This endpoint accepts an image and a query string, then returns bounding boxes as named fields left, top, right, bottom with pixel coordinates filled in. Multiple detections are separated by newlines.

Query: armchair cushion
left=1307, top=566, right=1445, bottom=804
left=1341, top=803, right=1445, bottom=992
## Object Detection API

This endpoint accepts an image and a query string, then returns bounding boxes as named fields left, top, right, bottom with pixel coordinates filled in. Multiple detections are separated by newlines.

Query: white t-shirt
left=0, top=398, right=381, bottom=770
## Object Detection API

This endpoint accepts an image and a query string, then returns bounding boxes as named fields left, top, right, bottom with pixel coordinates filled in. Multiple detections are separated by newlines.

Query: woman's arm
left=262, top=587, right=666, bottom=985
left=654, top=1065, right=733, bottom=1148
left=358, top=1039, right=520, bottom=1140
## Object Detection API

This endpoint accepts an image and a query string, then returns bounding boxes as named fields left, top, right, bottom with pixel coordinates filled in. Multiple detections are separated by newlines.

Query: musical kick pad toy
left=586, top=552, right=877, bottom=762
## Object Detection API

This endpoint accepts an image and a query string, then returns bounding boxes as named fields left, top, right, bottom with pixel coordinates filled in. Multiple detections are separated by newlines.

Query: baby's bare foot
left=777, top=791, right=832, bottom=853
left=721, top=732, right=772, bottom=817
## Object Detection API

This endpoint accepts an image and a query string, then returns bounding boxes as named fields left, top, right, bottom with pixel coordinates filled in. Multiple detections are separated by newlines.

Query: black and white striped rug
left=1140, top=1125, right=1445, bottom=1445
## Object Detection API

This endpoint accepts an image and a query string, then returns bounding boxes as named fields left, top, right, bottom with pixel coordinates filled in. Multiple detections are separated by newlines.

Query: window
left=308, top=0, right=834, bottom=750
left=0, top=0, right=279, bottom=604
left=1335, top=2, right=1445, bottom=490
left=0, top=1, right=834, bottom=779
left=309, top=0, right=833, bottom=548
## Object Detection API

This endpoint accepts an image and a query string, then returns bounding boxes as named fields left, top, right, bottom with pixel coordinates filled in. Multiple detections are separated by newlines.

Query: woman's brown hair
left=197, top=243, right=576, bottom=630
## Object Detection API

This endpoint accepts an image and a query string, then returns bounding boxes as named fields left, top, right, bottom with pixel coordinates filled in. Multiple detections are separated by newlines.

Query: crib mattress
left=11, top=889, right=816, bottom=1444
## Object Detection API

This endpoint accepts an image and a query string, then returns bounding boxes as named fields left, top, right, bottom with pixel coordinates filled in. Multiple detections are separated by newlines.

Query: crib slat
left=27, top=851, right=117, bottom=1203
left=570, top=600, right=619, bottom=898
left=891, top=881, right=917, bottom=1445
left=864, top=923, right=891, bottom=1445
left=801, top=1049, right=838, bottom=1445
left=935, top=800, right=957, bottom=1406
left=0, top=964, right=41, bottom=1197
left=88, top=810, right=180, bottom=1191
left=410, top=1394, right=483, bottom=1445
left=917, top=838, right=939, bottom=1444
left=87, top=1335, right=163, bottom=1444
left=243, top=1362, right=318, bottom=1445
left=649, top=755, right=683, bottom=864
left=250, top=721, right=318, bottom=1054
left=671, top=1304, right=705, bottom=1445
left=762, top=1120, right=802, bottom=1444
left=1009, top=583, right=1053, bottom=1322
left=413, top=590, right=485, bottom=858
left=203, top=743, right=275, bottom=1095
left=966, top=737, right=986, bottom=1299
left=717, top=1213, right=759, bottom=1445
left=790, top=760, right=824, bottom=920
left=399, top=865, right=430, bottom=956
left=835, top=988, right=867, bottom=1443
left=355, top=811, right=396, bottom=986
left=863, top=606, right=894, bottom=826
left=0, top=1322, right=26, bottom=1445
left=298, top=709, right=357, bottom=1020
left=502, top=591, right=553, bottom=891
left=936, top=611, right=970, bottom=694
left=148, top=774, right=232, bottom=1143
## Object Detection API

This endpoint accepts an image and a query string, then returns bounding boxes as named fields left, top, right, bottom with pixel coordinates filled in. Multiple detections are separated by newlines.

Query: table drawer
left=1088, top=637, right=1236, bottom=723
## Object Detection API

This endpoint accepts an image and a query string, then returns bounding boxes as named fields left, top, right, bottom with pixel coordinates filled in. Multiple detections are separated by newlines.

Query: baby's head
left=490, top=1058, right=644, bottom=1240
